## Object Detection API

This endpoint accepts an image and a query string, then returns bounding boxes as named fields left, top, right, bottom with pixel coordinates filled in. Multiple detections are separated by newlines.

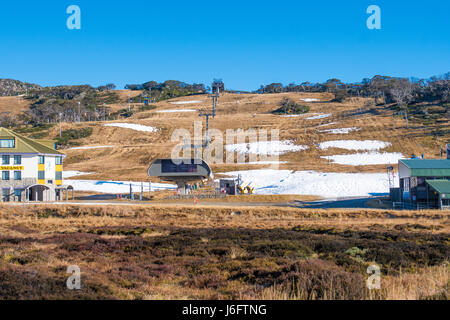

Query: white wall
left=22, top=155, right=38, bottom=179
left=0, top=154, right=59, bottom=181
left=45, top=156, right=56, bottom=181
left=398, top=162, right=411, bottom=179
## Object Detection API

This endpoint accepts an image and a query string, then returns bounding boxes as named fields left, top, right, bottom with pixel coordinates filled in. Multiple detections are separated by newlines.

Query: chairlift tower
left=386, top=166, right=395, bottom=189
left=198, top=109, right=212, bottom=148
left=198, top=80, right=223, bottom=147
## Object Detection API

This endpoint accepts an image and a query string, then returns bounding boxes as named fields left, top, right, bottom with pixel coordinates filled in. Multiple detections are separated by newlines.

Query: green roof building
left=398, top=159, right=450, bottom=210
left=0, top=128, right=71, bottom=202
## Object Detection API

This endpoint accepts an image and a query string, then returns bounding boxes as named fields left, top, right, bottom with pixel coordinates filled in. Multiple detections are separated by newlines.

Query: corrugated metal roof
left=0, top=127, right=64, bottom=155
left=426, top=180, right=450, bottom=196
left=400, top=159, right=450, bottom=177
left=400, top=159, right=450, bottom=169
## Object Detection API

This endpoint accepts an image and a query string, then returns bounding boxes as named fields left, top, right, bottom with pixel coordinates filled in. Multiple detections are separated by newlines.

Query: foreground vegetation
left=0, top=205, right=448, bottom=300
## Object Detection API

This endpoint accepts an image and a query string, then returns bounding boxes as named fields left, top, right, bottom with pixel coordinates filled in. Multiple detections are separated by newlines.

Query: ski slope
left=319, top=140, right=391, bottom=151
left=222, top=169, right=394, bottom=198
left=104, top=123, right=158, bottom=132
left=226, top=140, right=308, bottom=156
left=321, top=152, right=404, bottom=166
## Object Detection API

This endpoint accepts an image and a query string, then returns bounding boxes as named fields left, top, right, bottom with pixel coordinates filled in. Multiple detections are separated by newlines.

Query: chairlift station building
left=0, top=128, right=69, bottom=202
left=148, top=159, right=213, bottom=195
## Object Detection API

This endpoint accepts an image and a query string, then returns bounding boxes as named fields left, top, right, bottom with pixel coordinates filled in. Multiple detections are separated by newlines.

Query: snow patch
left=156, top=109, right=196, bottom=113
left=279, top=113, right=317, bottom=118
left=318, top=122, right=338, bottom=128
left=247, top=161, right=288, bottom=165
left=321, top=152, right=404, bottom=166
left=222, top=169, right=394, bottom=198
left=226, top=140, right=308, bottom=156
left=301, top=98, right=320, bottom=102
left=69, top=145, right=114, bottom=150
left=65, top=179, right=176, bottom=193
left=63, top=171, right=92, bottom=178
left=306, top=113, right=332, bottom=120
left=319, top=127, right=361, bottom=134
left=171, top=100, right=203, bottom=105
left=319, top=140, right=391, bottom=151
left=104, top=123, right=158, bottom=132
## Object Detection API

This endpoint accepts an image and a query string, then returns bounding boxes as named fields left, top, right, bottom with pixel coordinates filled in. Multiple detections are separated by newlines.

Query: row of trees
left=256, top=73, right=450, bottom=105
left=24, top=85, right=120, bottom=125
left=125, top=80, right=207, bottom=103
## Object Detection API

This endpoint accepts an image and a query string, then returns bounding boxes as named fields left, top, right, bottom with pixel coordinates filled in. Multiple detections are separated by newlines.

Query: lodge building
left=397, top=159, right=450, bottom=210
left=0, top=128, right=70, bottom=202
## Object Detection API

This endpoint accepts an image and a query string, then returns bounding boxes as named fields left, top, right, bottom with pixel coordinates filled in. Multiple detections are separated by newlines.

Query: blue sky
left=0, top=0, right=448, bottom=90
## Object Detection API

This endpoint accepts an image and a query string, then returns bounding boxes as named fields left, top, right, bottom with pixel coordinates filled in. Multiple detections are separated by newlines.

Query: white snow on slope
left=279, top=113, right=315, bottom=118
left=247, top=161, right=288, bottom=165
left=301, top=98, right=320, bottom=102
left=319, top=140, right=391, bottom=151
left=63, top=171, right=92, bottom=178
left=171, top=100, right=203, bottom=105
left=226, top=140, right=308, bottom=156
left=223, top=169, right=394, bottom=198
left=306, top=114, right=332, bottom=120
left=280, top=114, right=302, bottom=118
left=321, top=152, right=404, bottom=166
left=104, top=123, right=158, bottom=132
left=65, top=179, right=176, bottom=193
left=319, top=127, right=361, bottom=134
left=318, top=122, right=338, bottom=128
left=69, top=145, right=114, bottom=150
left=156, top=109, right=196, bottom=113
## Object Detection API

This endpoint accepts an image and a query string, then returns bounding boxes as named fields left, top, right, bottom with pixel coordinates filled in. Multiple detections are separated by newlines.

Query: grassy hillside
left=2, top=90, right=447, bottom=184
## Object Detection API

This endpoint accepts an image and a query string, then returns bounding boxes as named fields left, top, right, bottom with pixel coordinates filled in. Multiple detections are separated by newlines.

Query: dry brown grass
left=0, top=204, right=448, bottom=300
left=4, top=91, right=445, bottom=182
left=0, top=96, right=31, bottom=115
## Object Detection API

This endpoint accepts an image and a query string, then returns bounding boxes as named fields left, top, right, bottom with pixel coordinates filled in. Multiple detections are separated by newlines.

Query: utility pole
left=78, top=102, right=81, bottom=123
left=59, top=112, right=63, bottom=138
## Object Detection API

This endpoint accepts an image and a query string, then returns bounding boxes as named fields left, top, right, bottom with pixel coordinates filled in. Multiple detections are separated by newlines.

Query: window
left=14, top=155, right=21, bottom=165
left=0, top=139, right=15, bottom=148
left=161, top=159, right=198, bottom=173
left=14, top=171, right=21, bottom=181
left=404, top=178, right=410, bottom=192
left=14, top=189, right=22, bottom=201
left=2, top=171, right=10, bottom=180
left=38, top=171, right=45, bottom=180
left=55, top=171, right=63, bottom=181
left=14, top=189, right=21, bottom=196
left=2, top=155, right=10, bottom=165
left=47, top=180, right=53, bottom=184
left=2, top=189, right=10, bottom=202
left=56, top=157, right=63, bottom=165
left=38, top=156, right=45, bottom=164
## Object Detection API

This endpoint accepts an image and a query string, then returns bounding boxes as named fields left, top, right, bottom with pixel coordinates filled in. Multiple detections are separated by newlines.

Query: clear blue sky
left=0, top=0, right=448, bottom=90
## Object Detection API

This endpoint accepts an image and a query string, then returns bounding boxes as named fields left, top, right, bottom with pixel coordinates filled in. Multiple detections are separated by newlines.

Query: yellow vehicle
left=237, top=182, right=255, bottom=195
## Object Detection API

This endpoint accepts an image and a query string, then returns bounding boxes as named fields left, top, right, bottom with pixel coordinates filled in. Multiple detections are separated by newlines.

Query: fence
left=393, top=201, right=437, bottom=210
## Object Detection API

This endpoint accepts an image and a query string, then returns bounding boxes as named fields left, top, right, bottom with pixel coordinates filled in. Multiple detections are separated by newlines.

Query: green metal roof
left=400, top=159, right=450, bottom=177
left=426, top=180, right=450, bottom=198
left=0, top=127, right=64, bottom=155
